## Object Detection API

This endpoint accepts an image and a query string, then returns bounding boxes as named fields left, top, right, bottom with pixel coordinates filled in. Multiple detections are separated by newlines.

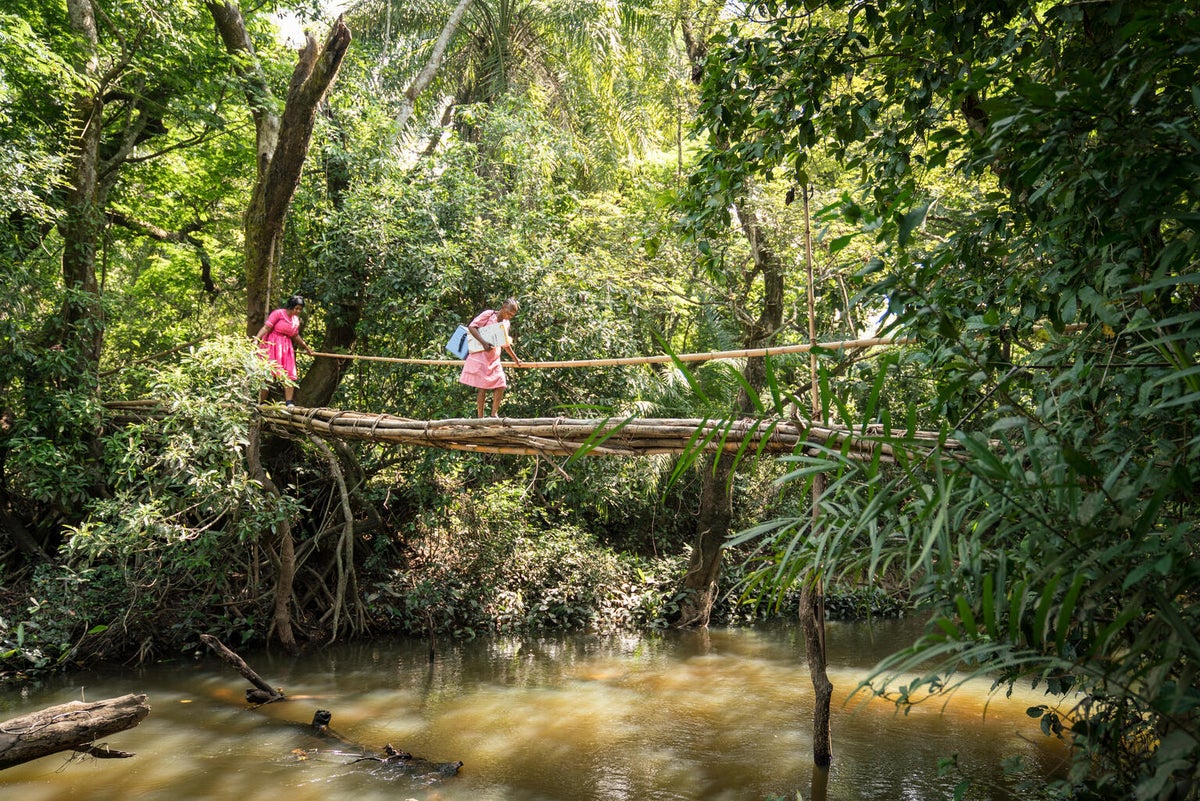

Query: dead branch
left=199, top=633, right=285, bottom=703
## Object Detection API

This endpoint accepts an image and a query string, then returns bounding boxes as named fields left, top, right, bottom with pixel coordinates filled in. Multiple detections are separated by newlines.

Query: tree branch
left=395, top=0, right=474, bottom=134
left=106, top=211, right=216, bottom=293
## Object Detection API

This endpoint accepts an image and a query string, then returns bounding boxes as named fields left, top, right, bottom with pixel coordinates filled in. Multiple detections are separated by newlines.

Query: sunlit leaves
left=698, top=2, right=1200, bottom=797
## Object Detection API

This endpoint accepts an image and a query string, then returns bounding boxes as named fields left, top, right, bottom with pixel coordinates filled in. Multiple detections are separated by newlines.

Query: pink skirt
left=261, top=335, right=297, bottom=380
left=458, top=349, right=506, bottom=389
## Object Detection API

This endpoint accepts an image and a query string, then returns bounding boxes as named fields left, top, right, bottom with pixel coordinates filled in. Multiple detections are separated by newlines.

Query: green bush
left=365, top=481, right=697, bottom=637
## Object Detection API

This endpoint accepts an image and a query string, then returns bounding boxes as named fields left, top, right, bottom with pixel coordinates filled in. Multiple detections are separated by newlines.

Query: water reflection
left=0, top=619, right=1069, bottom=801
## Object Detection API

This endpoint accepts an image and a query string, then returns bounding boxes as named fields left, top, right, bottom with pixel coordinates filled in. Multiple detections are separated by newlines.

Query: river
left=0, top=618, right=1070, bottom=800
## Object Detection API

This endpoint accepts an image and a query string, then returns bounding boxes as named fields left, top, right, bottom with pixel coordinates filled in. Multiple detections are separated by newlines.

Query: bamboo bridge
left=103, top=335, right=973, bottom=463
left=104, top=402, right=965, bottom=463
left=254, top=406, right=962, bottom=463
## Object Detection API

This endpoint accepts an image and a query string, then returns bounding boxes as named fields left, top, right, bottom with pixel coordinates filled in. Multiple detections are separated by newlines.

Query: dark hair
left=285, top=295, right=305, bottom=309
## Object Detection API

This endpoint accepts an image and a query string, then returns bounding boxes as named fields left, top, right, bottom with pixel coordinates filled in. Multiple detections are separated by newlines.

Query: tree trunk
left=803, top=186, right=833, bottom=767
left=206, top=2, right=352, bottom=335
left=60, top=0, right=105, bottom=373
left=0, top=505, right=52, bottom=563
left=208, top=3, right=350, bottom=651
left=297, top=308, right=356, bottom=407
left=394, top=0, right=474, bottom=133
left=246, top=18, right=350, bottom=329
left=677, top=197, right=786, bottom=628
left=0, top=694, right=150, bottom=770
left=247, top=418, right=298, bottom=654
left=677, top=452, right=734, bottom=626
left=800, top=578, right=833, bottom=766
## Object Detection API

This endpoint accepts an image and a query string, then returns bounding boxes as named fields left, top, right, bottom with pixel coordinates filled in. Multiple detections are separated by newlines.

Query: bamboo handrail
left=98, top=323, right=1086, bottom=376
left=309, top=336, right=915, bottom=367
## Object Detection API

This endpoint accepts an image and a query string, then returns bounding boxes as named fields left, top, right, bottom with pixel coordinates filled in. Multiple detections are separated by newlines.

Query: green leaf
left=897, top=203, right=929, bottom=247
left=955, top=594, right=978, bottom=638
left=1054, top=574, right=1085, bottom=655
left=981, top=572, right=997, bottom=638
left=1034, top=571, right=1064, bottom=647
left=828, top=233, right=856, bottom=254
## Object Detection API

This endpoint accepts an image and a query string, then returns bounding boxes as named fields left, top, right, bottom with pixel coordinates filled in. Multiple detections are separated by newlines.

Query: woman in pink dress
left=459, top=298, right=523, bottom=417
left=255, top=295, right=314, bottom=408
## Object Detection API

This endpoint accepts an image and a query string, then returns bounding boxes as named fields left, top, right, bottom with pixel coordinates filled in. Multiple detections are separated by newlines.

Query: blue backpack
left=446, top=324, right=471, bottom=359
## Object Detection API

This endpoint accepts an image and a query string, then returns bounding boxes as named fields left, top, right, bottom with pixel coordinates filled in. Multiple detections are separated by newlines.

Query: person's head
left=498, top=297, right=519, bottom=320
left=285, top=295, right=305, bottom=311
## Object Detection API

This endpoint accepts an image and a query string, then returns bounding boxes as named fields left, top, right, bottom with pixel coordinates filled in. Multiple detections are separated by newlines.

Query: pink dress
left=458, top=309, right=509, bottom=390
left=260, top=308, right=302, bottom=380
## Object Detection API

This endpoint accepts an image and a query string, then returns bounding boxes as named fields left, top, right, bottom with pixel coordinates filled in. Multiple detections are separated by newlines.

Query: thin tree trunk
left=394, top=0, right=474, bottom=133
left=803, top=185, right=833, bottom=766
left=60, top=0, right=105, bottom=373
left=206, top=2, right=351, bottom=335
left=800, top=565, right=833, bottom=766
left=247, top=418, right=298, bottom=654
left=59, top=1, right=208, bottom=379
left=677, top=196, right=785, bottom=628
left=677, top=453, right=734, bottom=626
left=296, top=284, right=356, bottom=407
left=307, top=435, right=362, bottom=641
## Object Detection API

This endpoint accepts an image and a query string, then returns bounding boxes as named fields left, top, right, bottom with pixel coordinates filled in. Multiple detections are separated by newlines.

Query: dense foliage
left=1, top=0, right=1196, bottom=798
left=686, top=2, right=1200, bottom=799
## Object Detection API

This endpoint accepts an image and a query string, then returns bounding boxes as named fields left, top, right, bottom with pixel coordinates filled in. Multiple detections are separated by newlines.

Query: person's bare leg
left=476, top=389, right=487, bottom=418
left=491, top=387, right=505, bottom=416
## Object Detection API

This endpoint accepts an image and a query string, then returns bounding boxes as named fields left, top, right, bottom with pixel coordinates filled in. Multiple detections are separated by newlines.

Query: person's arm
left=256, top=309, right=281, bottom=341
left=294, top=333, right=315, bottom=355
left=469, top=324, right=497, bottom=351
left=503, top=343, right=522, bottom=367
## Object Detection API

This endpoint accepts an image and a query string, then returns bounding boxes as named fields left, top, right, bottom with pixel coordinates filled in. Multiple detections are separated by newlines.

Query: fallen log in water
left=199, top=633, right=285, bottom=704
left=0, top=693, right=150, bottom=770
left=201, top=635, right=461, bottom=779
left=310, top=710, right=463, bottom=778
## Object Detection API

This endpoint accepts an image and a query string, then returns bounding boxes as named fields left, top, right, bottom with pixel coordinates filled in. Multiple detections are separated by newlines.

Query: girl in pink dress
left=459, top=298, right=523, bottom=417
left=255, top=295, right=314, bottom=408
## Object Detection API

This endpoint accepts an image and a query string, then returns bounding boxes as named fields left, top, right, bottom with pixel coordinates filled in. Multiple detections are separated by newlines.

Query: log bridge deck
left=257, top=406, right=961, bottom=462
left=103, top=400, right=965, bottom=462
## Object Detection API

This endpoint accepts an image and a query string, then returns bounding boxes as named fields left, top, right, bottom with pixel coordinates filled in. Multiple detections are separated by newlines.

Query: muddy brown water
left=0, top=619, right=1070, bottom=800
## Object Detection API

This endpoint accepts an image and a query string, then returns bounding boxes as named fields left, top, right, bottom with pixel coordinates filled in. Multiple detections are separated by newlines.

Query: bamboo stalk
left=310, top=336, right=914, bottom=368
left=307, top=323, right=1085, bottom=368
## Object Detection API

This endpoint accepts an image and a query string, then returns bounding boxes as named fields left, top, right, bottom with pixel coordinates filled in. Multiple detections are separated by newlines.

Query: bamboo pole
left=305, top=323, right=1084, bottom=368
left=310, top=336, right=914, bottom=367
